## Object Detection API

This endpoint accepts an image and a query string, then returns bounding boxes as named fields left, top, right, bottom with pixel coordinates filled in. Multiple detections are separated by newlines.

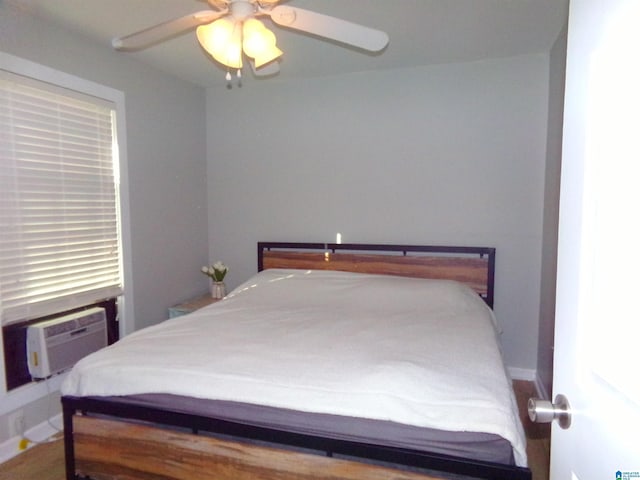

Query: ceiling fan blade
left=250, top=59, right=280, bottom=77
left=206, top=0, right=229, bottom=10
left=267, top=6, right=389, bottom=52
left=112, top=10, right=226, bottom=51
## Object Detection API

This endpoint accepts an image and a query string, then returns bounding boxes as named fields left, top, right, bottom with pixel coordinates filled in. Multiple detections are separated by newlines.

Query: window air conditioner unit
left=26, top=307, right=107, bottom=380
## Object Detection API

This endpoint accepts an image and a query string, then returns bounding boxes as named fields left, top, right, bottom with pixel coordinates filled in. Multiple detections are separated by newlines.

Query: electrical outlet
left=8, top=410, right=26, bottom=437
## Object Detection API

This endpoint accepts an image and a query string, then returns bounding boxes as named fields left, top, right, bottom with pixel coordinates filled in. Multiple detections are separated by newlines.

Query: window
left=0, top=69, right=123, bottom=326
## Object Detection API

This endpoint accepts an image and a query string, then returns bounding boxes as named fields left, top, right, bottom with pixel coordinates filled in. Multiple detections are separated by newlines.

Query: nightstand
left=168, top=294, right=220, bottom=318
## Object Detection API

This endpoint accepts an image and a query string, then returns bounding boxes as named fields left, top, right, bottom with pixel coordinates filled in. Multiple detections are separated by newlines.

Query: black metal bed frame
left=62, top=394, right=531, bottom=480
left=62, top=242, right=530, bottom=480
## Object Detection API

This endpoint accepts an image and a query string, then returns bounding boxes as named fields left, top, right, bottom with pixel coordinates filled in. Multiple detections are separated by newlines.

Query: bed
left=61, top=242, right=531, bottom=480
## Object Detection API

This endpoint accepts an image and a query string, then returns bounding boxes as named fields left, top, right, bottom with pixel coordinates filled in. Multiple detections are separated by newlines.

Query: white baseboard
left=508, top=366, right=537, bottom=382
left=508, top=367, right=550, bottom=400
left=533, top=373, right=550, bottom=400
left=0, top=413, right=62, bottom=465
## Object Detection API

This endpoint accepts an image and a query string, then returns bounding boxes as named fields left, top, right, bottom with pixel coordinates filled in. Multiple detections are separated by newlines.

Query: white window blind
left=0, top=70, right=123, bottom=326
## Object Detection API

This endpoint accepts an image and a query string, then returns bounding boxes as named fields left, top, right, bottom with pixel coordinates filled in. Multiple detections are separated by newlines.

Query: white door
left=551, top=0, right=640, bottom=478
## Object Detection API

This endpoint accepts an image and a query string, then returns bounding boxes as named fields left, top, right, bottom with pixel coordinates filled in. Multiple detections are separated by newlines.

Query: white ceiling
left=14, top=0, right=569, bottom=88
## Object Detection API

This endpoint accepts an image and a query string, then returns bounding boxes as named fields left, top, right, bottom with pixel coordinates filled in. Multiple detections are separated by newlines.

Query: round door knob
left=528, top=394, right=572, bottom=429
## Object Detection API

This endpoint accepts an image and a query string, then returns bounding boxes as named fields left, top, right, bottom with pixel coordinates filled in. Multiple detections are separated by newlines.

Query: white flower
left=201, top=261, right=228, bottom=282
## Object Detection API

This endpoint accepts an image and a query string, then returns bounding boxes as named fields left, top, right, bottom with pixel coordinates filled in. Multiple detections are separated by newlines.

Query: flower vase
left=211, top=281, right=226, bottom=299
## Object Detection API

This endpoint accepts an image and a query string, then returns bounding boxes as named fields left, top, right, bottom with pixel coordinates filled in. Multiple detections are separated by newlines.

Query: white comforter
left=62, top=268, right=527, bottom=467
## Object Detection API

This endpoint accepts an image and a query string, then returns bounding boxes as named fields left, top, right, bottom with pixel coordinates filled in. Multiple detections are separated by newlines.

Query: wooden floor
left=0, top=381, right=550, bottom=480
left=0, top=434, right=65, bottom=480
left=513, top=380, right=552, bottom=480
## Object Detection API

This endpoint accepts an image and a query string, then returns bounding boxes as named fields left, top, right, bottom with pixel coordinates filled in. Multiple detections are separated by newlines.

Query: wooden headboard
left=258, top=242, right=496, bottom=308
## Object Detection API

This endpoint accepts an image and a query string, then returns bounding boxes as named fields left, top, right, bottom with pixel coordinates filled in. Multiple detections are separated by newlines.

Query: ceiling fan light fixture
left=216, top=42, right=243, bottom=69
left=252, top=47, right=283, bottom=68
left=197, top=18, right=243, bottom=69
left=242, top=19, right=283, bottom=67
left=241, top=18, right=265, bottom=38
left=197, top=18, right=232, bottom=51
left=198, top=15, right=283, bottom=71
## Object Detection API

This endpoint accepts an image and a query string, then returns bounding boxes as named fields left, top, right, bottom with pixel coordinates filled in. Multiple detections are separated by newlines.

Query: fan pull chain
left=225, top=70, right=243, bottom=88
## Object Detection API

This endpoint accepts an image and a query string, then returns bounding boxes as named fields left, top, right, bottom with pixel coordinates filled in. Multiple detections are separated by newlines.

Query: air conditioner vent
left=27, top=307, right=107, bottom=379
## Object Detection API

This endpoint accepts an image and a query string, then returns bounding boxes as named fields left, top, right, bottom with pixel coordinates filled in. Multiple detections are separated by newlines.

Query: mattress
left=62, top=268, right=527, bottom=467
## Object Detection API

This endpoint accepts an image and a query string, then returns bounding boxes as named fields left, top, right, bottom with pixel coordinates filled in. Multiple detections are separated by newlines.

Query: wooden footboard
left=72, top=415, right=443, bottom=480
left=63, top=396, right=531, bottom=480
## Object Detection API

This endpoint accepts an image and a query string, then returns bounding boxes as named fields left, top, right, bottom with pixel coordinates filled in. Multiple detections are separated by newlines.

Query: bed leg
left=62, top=399, right=77, bottom=480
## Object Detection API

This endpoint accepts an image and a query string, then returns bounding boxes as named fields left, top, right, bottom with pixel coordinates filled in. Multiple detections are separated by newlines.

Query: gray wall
left=205, top=54, right=551, bottom=371
left=0, top=2, right=208, bottom=440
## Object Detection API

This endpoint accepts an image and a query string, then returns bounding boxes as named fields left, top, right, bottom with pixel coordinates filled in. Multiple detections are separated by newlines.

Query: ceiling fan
left=111, top=0, right=390, bottom=79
